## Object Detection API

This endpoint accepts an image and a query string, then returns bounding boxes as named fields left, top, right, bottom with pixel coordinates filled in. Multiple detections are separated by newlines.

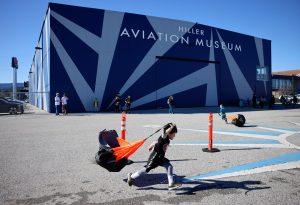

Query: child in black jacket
left=127, top=123, right=181, bottom=190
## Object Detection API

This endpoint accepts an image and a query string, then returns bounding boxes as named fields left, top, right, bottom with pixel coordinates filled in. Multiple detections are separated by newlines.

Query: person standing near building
left=219, top=104, right=228, bottom=123
left=54, top=93, right=61, bottom=116
left=259, top=96, right=266, bottom=109
left=125, top=95, right=131, bottom=113
left=61, top=93, right=69, bottom=115
left=114, top=94, right=121, bottom=113
left=239, top=99, right=244, bottom=108
left=279, top=95, right=286, bottom=107
left=246, top=98, right=251, bottom=107
left=93, top=98, right=99, bottom=112
left=292, top=95, right=298, bottom=108
left=252, top=94, right=257, bottom=108
left=269, top=95, right=275, bottom=109
left=167, top=96, right=175, bottom=114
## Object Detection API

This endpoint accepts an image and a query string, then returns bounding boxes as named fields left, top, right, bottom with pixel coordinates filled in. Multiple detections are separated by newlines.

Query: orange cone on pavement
left=121, top=111, right=126, bottom=140
left=203, top=112, right=220, bottom=153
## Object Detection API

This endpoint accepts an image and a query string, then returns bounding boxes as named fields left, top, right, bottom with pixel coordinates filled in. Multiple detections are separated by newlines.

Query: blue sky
left=0, top=0, right=299, bottom=83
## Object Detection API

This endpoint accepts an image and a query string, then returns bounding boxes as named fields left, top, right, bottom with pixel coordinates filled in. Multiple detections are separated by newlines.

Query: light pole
left=13, top=67, right=17, bottom=99
left=29, top=70, right=33, bottom=103
left=11, top=57, right=18, bottom=99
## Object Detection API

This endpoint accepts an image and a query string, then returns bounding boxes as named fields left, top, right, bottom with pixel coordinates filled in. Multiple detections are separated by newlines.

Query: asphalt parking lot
left=1, top=104, right=300, bottom=205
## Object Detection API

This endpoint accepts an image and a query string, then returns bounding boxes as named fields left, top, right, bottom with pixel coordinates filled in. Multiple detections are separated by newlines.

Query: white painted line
left=145, top=125, right=282, bottom=140
left=143, top=125, right=161, bottom=128
left=257, top=126, right=298, bottom=133
left=288, top=121, right=300, bottom=126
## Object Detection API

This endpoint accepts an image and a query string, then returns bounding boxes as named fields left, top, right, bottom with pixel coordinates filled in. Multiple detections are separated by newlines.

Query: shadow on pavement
left=129, top=174, right=270, bottom=195
left=242, top=125, right=258, bottom=127
left=176, top=178, right=270, bottom=195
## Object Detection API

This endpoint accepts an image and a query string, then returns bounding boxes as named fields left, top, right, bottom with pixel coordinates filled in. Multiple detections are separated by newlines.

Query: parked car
left=279, top=95, right=293, bottom=104
left=3, top=97, right=25, bottom=105
left=0, top=97, right=24, bottom=114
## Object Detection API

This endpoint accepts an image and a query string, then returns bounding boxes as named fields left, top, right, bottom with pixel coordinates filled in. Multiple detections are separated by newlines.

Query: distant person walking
left=114, top=94, right=121, bottom=113
left=279, top=95, right=286, bottom=107
left=219, top=104, right=228, bottom=124
left=54, top=93, right=61, bottom=116
left=246, top=98, right=251, bottom=107
left=259, top=96, right=266, bottom=109
left=61, top=93, right=69, bottom=115
left=125, top=96, right=132, bottom=113
left=93, top=98, right=99, bottom=112
left=269, top=95, right=275, bottom=109
left=292, top=95, right=298, bottom=108
left=239, top=99, right=244, bottom=108
left=167, top=96, right=175, bottom=114
left=252, top=94, right=257, bottom=108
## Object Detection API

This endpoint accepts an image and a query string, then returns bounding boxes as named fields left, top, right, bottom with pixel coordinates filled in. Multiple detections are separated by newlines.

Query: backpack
left=232, top=114, right=246, bottom=127
left=95, top=129, right=129, bottom=172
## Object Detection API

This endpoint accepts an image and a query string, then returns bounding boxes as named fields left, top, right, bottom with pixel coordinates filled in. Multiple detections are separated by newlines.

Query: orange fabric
left=228, top=115, right=237, bottom=121
left=116, top=137, right=130, bottom=147
left=112, top=139, right=145, bottom=161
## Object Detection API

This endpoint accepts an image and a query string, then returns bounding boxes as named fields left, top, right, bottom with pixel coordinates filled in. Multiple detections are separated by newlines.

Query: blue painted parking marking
left=184, top=151, right=300, bottom=181
left=145, top=123, right=300, bottom=179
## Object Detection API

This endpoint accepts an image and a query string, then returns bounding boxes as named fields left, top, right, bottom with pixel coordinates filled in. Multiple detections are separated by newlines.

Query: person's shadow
left=124, top=174, right=270, bottom=195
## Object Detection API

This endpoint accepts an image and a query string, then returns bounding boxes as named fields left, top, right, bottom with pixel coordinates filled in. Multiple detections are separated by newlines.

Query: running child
left=127, top=123, right=181, bottom=190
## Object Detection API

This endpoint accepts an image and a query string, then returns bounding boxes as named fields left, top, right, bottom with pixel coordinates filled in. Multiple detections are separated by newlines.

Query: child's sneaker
left=168, top=183, right=182, bottom=190
left=127, top=173, right=134, bottom=186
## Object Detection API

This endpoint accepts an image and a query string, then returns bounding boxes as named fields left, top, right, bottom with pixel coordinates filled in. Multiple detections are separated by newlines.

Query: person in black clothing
left=114, top=95, right=121, bottom=113
left=279, top=95, right=286, bottom=107
left=292, top=95, right=298, bottom=108
left=259, top=96, right=266, bottom=109
left=252, top=94, right=257, bottom=108
left=269, top=95, right=275, bottom=109
left=167, top=96, right=175, bottom=114
left=125, top=95, right=131, bottom=113
left=127, top=123, right=182, bottom=190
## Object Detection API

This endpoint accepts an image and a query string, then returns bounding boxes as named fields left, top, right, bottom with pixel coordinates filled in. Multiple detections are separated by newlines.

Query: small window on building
left=256, top=66, right=269, bottom=81
left=275, top=79, right=279, bottom=89
left=272, top=79, right=278, bottom=89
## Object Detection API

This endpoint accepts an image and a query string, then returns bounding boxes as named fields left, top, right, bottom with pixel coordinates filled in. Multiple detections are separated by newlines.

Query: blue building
left=29, top=3, right=272, bottom=112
